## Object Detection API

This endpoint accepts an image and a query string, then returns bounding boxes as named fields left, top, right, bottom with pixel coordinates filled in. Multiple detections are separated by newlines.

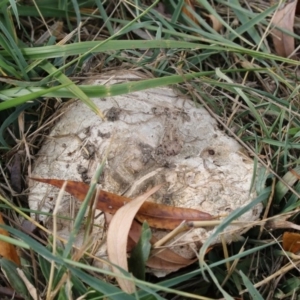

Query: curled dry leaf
left=182, top=0, right=223, bottom=31
left=107, top=185, right=161, bottom=294
left=204, top=13, right=223, bottom=32
left=30, top=178, right=214, bottom=230
left=266, top=215, right=300, bottom=231
left=276, top=167, right=300, bottom=201
left=283, top=232, right=300, bottom=254
left=0, top=213, right=20, bottom=265
left=272, top=0, right=298, bottom=58
left=17, top=268, right=41, bottom=300
left=35, top=21, right=65, bottom=45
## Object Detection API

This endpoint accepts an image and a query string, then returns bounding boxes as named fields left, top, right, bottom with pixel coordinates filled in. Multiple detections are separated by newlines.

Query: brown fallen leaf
left=107, top=215, right=197, bottom=272
left=146, top=252, right=196, bottom=272
left=0, top=213, right=20, bottom=265
left=272, top=0, right=298, bottom=58
left=30, top=178, right=214, bottom=230
left=86, top=187, right=202, bottom=274
left=182, top=0, right=198, bottom=24
left=283, top=232, right=300, bottom=254
left=105, top=212, right=137, bottom=252
left=107, top=185, right=161, bottom=294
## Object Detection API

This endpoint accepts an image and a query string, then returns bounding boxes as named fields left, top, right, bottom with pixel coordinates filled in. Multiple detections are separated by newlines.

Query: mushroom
left=28, top=71, right=262, bottom=276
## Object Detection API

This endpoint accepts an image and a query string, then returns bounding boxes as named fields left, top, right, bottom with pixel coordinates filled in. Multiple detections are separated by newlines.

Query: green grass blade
left=215, top=68, right=269, bottom=137
left=199, top=187, right=271, bottom=273
left=0, top=102, right=34, bottom=147
left=62, top=157, right=108, bottom=259
left=128, top=222, right=152, bottom=280
left=227, top=0, right=270, bottom=51
left=240, top=271, right=264, bottom=300
left=0, top=258, right=30, bottom=299
left=40, top=61, right=105, bottom=118
left=0, top=224, right=132, bottom=299
left=70, top=0, right=81, bottom=25
left=0, top=40, right=297, bottom=66
left=0, top=83, right=71, bottom=110
left=0, top=68, right=273, bottom=101
left=8, top=0, right=20, bottom=28
left=95, top=0, right=114, bottom=36
left=196, top=0, right=253, bottom=46
left=0, top=21, right=28, bottom=78
left=138, top=243, right=275, bottom=297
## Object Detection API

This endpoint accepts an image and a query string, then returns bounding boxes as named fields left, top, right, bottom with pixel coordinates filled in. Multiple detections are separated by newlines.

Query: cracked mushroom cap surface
left=29, top=71, right=263, bottom=275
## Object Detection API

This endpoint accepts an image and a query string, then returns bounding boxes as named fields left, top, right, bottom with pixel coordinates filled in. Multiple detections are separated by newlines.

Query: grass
left=1, top=0, right=300, bottom=298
